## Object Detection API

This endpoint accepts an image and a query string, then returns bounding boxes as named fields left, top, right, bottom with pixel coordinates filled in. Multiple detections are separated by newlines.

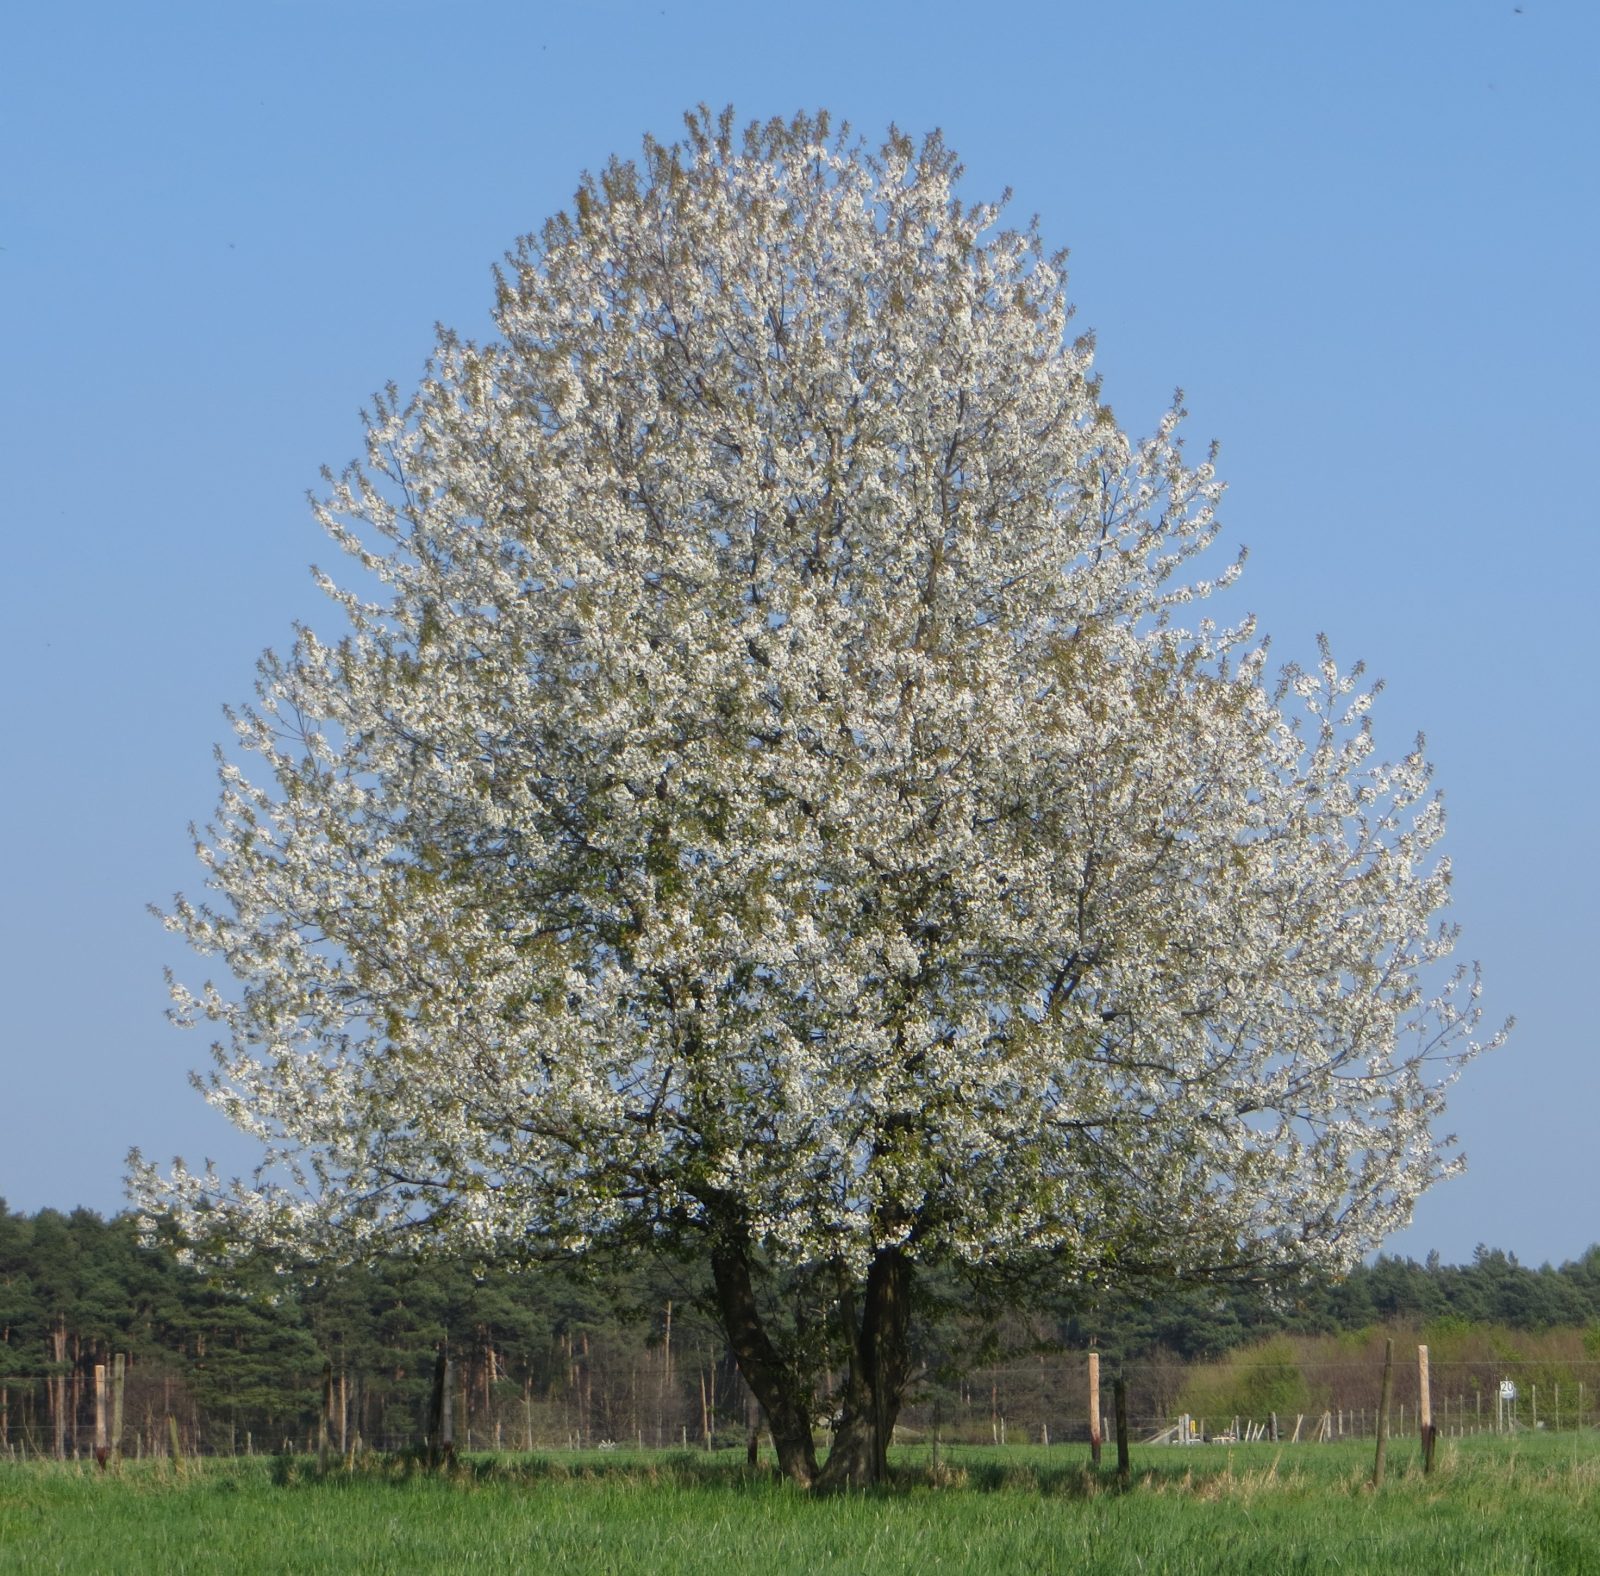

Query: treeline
left=4, top=1198, right=1599, bottom=1458
left=0, top=1202, right=738, bottom=1458
left=1055, top=1242, right=1600, bottom=1368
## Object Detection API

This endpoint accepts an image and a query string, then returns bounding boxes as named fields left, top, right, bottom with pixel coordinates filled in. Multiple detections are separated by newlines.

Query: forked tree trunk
left=816, top=1247, right=912, bottom=1492
left=710, top=1224, right=916, bottom=1493
left=709, top=1232, right=819, bottom=1487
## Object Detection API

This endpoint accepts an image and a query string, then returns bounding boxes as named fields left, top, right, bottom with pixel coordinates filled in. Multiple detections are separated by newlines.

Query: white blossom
left=134, top=108, right=1503, bottom=1327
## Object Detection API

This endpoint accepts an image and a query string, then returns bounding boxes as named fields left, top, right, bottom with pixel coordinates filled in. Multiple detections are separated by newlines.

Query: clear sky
left=3, top=0, right=1594, bottom=1268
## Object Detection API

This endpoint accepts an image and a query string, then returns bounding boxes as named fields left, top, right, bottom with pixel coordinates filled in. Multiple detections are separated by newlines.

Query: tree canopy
left=135, top=108, right=1500, bottom=1486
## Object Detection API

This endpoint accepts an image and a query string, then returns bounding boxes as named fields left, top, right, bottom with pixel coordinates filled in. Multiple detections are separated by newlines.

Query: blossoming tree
left=135, top=109, right=1500, bottom=1487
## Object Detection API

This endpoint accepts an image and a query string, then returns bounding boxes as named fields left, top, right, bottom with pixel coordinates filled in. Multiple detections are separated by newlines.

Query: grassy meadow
left=2, top=1434, right=1597, bottom=1574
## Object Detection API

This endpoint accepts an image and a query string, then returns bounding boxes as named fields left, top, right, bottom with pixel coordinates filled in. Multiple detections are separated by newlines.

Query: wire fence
left=7, top=1343, right=1600, bottom=1462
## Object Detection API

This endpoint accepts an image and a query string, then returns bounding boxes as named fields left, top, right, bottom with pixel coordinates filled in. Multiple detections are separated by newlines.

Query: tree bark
left=709, top=1230, right=819, bottom=1487
left=816, top=1247, right=912, bottom=1491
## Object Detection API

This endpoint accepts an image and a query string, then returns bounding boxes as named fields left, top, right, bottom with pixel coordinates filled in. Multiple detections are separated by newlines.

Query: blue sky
left=3, top=0, right=1594, bottom=1267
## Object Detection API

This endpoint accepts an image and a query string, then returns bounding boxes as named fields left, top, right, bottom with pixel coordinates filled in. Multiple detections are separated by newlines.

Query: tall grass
left=2, top=1435, right=1596, bottom=1573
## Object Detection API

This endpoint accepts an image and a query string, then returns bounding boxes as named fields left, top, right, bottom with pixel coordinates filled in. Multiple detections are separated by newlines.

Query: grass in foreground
left=2, top=1434, right=1597, bottom=1574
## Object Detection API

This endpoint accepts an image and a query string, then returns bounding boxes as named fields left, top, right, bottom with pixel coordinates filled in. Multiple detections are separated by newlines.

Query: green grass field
left=2, top=1434, right=1596, bottom=1574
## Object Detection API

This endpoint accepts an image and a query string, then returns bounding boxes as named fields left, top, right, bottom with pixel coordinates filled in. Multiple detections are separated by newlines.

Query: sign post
left=1498, top=1378, right=1517, bottom=1434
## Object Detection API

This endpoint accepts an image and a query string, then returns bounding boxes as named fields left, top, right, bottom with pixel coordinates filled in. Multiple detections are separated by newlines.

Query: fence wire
left=7, top=1345, right=1600, bottom=1462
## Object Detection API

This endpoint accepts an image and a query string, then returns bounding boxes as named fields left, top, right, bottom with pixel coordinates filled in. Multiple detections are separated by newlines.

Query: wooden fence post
left=426, top=1347, right=448, bottom=1468
left=93, top=1365, right=108, bottom=1469
left=111, top=1356, right=126, bottom=1466
left=1087, top=1351, right=1101, bottom=1467
left=1372, top=1338, right=1394, bottom=1488
left=1114, top=1376, right=1129, bottom=1488
left=1418, top=1344, right=1437, bottom=1474
left=318, top=1362, right=332, bottom=1473
left=442, top=1358, right=456, bottom=1461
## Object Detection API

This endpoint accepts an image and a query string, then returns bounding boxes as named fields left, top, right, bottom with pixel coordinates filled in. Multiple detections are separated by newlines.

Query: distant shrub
left=1177, top=1337, right=1323, bottom=1426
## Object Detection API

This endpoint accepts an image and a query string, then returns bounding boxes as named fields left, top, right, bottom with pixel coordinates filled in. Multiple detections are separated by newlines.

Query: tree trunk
left=816, top=1247, right=912, bottom=1492
left=709, top=1231, right=818, bottom=1487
